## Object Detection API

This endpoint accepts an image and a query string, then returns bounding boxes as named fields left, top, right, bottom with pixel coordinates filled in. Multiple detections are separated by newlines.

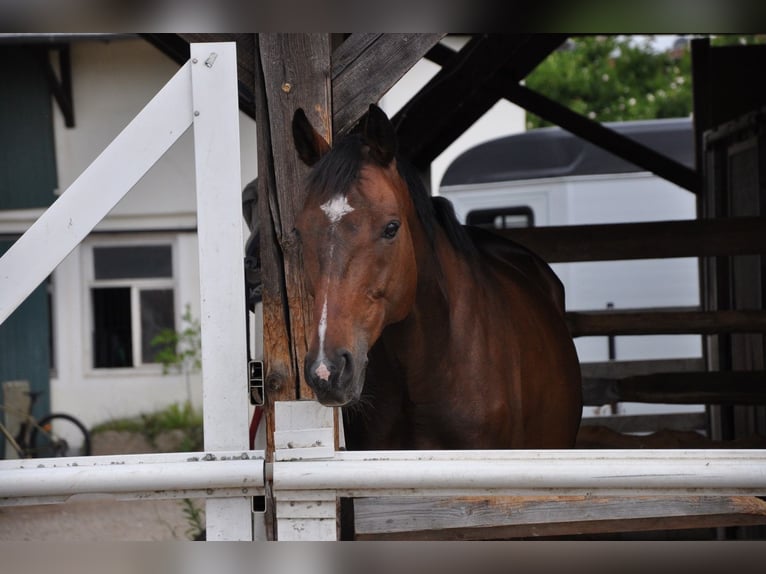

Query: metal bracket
left=249, top=360, right=264, bottom=406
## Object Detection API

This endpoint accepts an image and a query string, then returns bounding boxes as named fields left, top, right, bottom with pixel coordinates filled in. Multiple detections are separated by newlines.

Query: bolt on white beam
left=190, top=42, right=252, bottom=540
left=0, top=62, right=193, bottom=325
left=273, top=449, right=766, bottom=497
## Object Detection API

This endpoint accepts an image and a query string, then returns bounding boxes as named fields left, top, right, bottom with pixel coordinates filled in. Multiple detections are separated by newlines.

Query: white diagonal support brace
left=0, top=62, right=194, bottom=325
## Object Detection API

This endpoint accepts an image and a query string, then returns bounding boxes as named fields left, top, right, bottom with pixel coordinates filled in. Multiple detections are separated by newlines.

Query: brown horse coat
left=293, top=105, right=582, bottom=450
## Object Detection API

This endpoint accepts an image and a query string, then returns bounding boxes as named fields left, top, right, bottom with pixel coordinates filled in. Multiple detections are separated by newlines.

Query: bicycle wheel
left=30, top=413, right=92, bottom=457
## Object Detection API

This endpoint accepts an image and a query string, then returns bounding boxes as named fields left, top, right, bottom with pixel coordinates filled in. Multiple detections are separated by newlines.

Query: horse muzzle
left=304, top=348, right=364, bottom=406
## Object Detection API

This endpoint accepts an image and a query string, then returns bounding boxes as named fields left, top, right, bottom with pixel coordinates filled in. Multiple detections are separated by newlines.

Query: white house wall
left=46, top=37, right=257, bottom=429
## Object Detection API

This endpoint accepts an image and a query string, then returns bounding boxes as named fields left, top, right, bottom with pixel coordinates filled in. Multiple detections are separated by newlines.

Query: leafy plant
left=525, top=35, right=693, bottom=129
left=151, top=303, right=202, bottom=375
left=92, top=306, right=205, bottom=452
left=91, top=401, right=203, bottom=451
left=180, top=498, right=206, bottom=540
left=151, top=303, right=201, bottom=406
left=524, top=35, right=766, bottom=131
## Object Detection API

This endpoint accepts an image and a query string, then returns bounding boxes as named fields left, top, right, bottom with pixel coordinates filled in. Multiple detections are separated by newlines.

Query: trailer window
left=466, top=206, right=534, bottom=229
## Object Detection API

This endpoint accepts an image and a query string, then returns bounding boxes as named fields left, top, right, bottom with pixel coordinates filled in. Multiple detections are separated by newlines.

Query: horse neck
left=376, top=226, right=467, bottom=395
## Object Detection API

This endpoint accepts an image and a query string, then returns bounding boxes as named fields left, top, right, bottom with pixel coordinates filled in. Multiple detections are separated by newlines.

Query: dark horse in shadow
left=291, top=104, right=581, bottom=450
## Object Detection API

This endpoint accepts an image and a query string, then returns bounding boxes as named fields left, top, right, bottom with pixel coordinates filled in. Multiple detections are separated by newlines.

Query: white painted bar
left=190, top=42, right=252, bottom=540
left=0, top=449, right=264, bottom=471
left=273, top=450, right=766, bottom=497
left=0, top=451, right=264, bottom=506
left=0, top=62, right=193, bottom=325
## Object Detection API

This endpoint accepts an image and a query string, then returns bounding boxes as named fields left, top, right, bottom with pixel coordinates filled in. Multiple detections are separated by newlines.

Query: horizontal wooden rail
left=500, top=216, right=766, bottom=262
left=353, top=495, right=766, bottom=540
left=580, top=358, right=705, bottom=379
left=580, top=413, right=707, bottom=433
left=567, top=308, right=766, bottom=337
left=583, top=370, right=766, bottom=406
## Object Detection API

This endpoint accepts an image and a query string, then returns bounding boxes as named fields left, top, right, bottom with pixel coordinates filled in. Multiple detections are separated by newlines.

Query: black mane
left=306, top=133, right=476, bottom=257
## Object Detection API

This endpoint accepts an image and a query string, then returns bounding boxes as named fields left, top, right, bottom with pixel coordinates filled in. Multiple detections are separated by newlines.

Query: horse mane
left=305, top=133, right=476, bottom=258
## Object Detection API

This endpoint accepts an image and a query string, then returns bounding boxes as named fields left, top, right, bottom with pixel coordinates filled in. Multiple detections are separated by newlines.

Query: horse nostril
left=337, top=349, right=354, bottom=385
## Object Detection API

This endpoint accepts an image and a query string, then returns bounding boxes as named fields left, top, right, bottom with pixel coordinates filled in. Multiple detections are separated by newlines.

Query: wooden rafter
left=504, top=82, right=701, bottom=192
left=394, top=34, right=567, bottom=169
left=332, top=33, right=445, bottom=135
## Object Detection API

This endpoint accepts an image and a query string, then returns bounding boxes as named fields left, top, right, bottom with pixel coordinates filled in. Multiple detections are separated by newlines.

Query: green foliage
left=180, top=498, right=206, bottom=540
left=709, top=34, right=766, bottom=47
left=150, top=303, right=202, bottom=375
left=91, top=401, right=203, bottom=451
left=525, top=35, right=693, bottom=129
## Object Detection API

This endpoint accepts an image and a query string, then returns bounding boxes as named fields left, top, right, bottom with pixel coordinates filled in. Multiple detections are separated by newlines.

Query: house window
left=90, top=244, right=176, bottom=369
left=467, top=206, right=535, bottom=230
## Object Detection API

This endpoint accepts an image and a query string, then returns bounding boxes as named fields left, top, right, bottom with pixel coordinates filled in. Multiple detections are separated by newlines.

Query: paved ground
left=0, top=499, right=193, bottom=541
left=0, top=431, right=202, bottom=541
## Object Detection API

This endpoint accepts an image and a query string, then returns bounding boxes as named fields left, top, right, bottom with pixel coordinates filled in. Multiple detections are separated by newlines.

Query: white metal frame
left=0, top=43, right=263, bottom=540
left=1, top=42, right=765, bottom=543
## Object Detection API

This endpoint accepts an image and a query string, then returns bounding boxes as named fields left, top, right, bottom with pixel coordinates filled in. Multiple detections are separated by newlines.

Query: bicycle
left=0, top=390, right=91, bottom=458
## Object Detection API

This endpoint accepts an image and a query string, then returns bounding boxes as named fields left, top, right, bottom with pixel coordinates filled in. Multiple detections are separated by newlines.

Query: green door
left=0, top=44, right=58, bottom=452
left=0, top=241, right=52, bottom=454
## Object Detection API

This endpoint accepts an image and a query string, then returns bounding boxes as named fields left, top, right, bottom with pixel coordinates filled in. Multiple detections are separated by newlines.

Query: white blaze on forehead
left=314, top=196, right=350, bottom=381
left=320, top=195, right=354, bottom=223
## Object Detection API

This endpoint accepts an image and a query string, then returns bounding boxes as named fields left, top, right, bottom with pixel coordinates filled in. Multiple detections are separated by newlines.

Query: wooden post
left=254, top=33, right=331, bottom=411
left=253, top=32, right=334, bottom=538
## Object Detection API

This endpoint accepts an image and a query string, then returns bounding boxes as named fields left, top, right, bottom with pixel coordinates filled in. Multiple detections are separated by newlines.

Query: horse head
left=292, top=105, right=420, bottom=406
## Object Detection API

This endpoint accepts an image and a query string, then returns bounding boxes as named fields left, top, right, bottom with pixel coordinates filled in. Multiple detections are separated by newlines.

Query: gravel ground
left=0, top=431, right=202, bottom=541
left=0, top=499, right=193, bottom=541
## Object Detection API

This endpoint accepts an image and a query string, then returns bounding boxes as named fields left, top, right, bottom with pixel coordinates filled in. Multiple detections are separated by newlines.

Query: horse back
left=465, top=225, right=566, bottom=315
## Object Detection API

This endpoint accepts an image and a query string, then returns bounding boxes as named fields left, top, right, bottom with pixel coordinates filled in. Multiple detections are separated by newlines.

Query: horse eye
left=382, top=221, right=400, bottom=239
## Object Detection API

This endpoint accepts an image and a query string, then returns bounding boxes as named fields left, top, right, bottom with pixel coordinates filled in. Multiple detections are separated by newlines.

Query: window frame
left=83, top=235, right=179, bottom=373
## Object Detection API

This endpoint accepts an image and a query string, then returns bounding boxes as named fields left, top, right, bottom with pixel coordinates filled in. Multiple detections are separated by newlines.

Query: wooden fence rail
left=583, top=370, right=766, bottom=406
left=567, top=308, right=766, bottom=337
left=502, top=216, right=766, bottom=263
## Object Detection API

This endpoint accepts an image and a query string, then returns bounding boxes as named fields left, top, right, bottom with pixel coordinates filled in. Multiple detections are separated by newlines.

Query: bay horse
left=292, top=104, right=581, bottom=450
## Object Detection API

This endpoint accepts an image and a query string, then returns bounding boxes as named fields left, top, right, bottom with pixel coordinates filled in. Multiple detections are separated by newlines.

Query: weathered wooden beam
left=580, top=413, right=707, bottom=433
left=580, top=358, right=705, bottom=379
left=503, top=82, right=700, bottom=193
left=332, top=33, right=445, bottom=136
left=567, top=308, right=766, bottom=337
left=576, top=425, right=766, bottom=449
left=501, top=216, right=766, bottom=262
left=353, top=495, right=766, bottom=540
left=395, top=35, right=567, bottom=168
left=584, top=370, right=766, bottom=406
left=254, top=33, right=336, bottom=540
left=393, top=34, right=531, bottom=163
left=254, top=33, right=331, bottom=425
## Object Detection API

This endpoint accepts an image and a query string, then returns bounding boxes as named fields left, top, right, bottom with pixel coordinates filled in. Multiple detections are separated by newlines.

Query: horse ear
left=292, top=108, right=331, bottom=166
left=362, top=104, right=397, bottom=165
